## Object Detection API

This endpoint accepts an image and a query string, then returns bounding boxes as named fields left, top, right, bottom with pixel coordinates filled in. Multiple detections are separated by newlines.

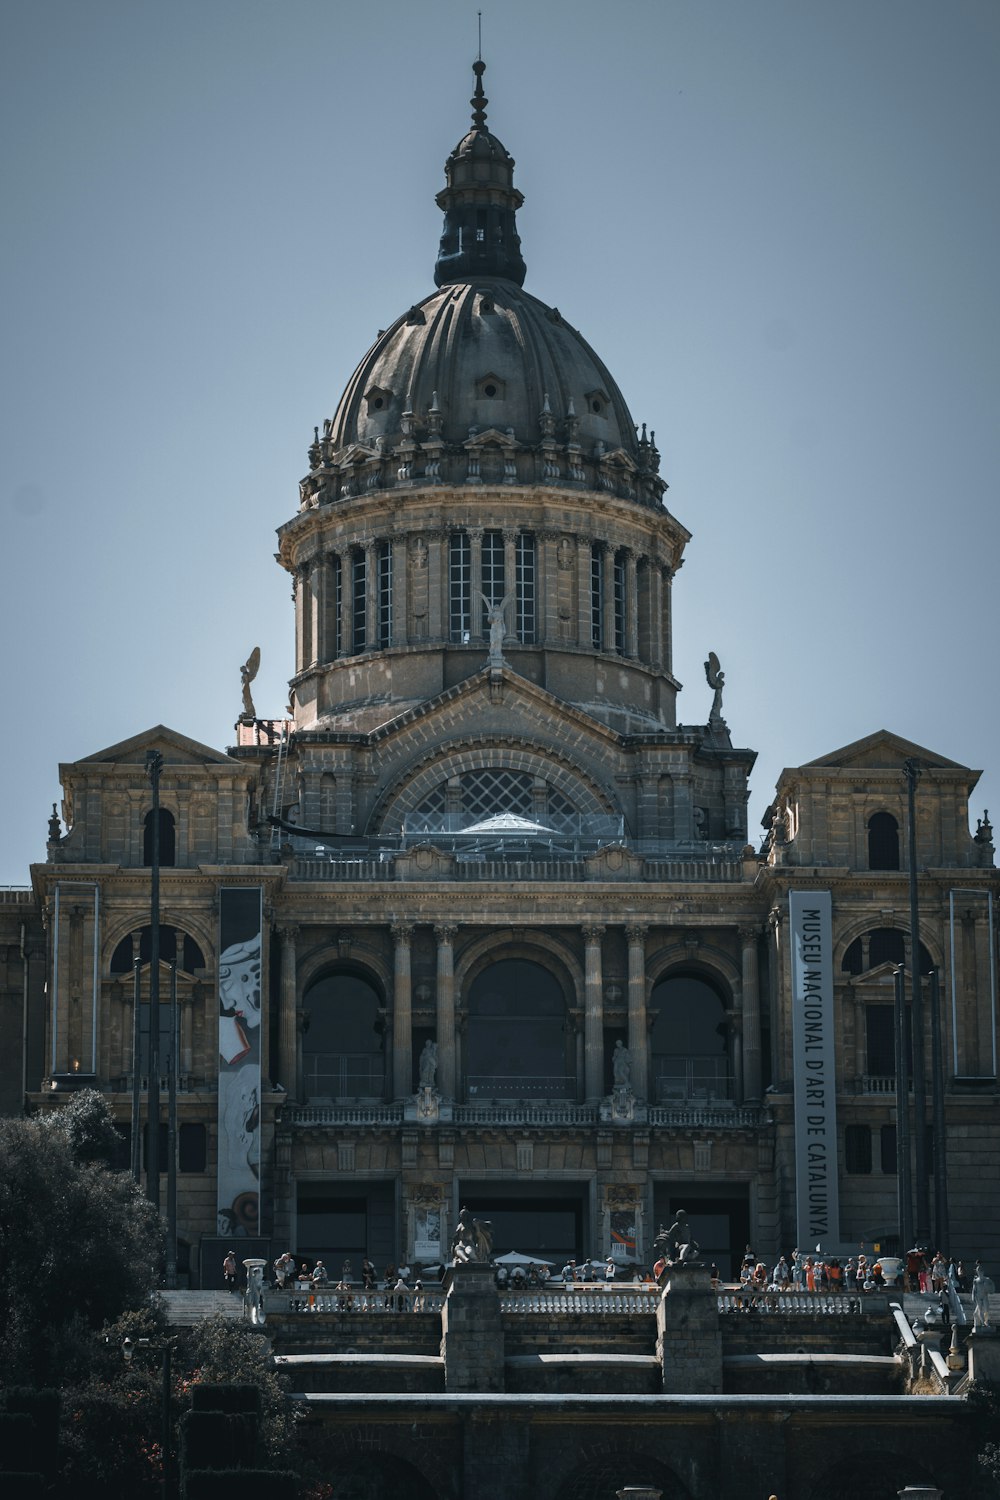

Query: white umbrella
left=494, top=1250, right=555, bottom=1266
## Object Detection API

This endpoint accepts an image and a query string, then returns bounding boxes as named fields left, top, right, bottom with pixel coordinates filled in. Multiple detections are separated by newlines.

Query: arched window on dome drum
left=143, top=808, right=176, bottom=867
left=301, top=971, right=386, bottom=1100
left=591, top=543, right=603, bottom=648
left=377, top=541, right=392, bottom=648
left=649, top=974, right=732, bottom=1104
left=868, top=811, right=900, bottom=870
left=407, top=769, right=579, bottom=830
left=516, top=533, right=536, bottom=643
left=613, top=549, right=626, bottom=655
left=464, top=958, right=574, bottom=1100
left=351, top=548, right=366, bottom=653
left=450, top=531, right=472, bottom=641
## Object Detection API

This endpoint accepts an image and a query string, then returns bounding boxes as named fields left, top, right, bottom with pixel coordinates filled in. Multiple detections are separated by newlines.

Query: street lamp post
left=893, top=964, right=913, bottom=1256
left=122, top=1335, right=174, bottom=1498
left=145, top=750, right=163, bottom=1209
left=903, top=758, right=930, bottom=1243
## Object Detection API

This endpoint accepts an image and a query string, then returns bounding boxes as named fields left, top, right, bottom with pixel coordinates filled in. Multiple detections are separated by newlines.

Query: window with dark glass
left=845, top=1124, right=872, bottom=1174
left=301, top=971, right=386, bottom=1099
left=481, top=530, right=504, bottom=634
left=591, top=543, right=603, bottom=648
left=880, top=1123, right=897, bottom=1174
left=613, top=549, right=626, bottom=654
left=143, top=808, right=176, bottom=867
left=649, top=974, right=731, bottom=1103
left=179, top=1123, right=207, bottom=1173
left=465, top=959, right=572, bottom=1099
left=450, top=530, right=471, bottom=641
left=377, top=541, right=392, bottom=647
left=868, top=811, right=900, bottom=870
left=351, top=549, right=367, bottom=653
left=516, top=533, right=536, bottom=643
left=866, top=1005, right=897, bottom=1077
left=332, top=553, right=342, bottom=656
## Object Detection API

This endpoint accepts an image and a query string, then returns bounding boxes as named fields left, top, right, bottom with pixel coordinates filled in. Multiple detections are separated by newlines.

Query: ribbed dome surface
left=326, top=277, right=639, bottom=459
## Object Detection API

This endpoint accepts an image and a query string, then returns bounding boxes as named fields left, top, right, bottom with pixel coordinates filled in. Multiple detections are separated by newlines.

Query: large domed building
left=6, top=62, right=997, bottom=1301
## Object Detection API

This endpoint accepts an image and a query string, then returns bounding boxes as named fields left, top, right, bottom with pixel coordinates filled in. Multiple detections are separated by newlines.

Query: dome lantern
left=434, top=60, right=527, bottom=288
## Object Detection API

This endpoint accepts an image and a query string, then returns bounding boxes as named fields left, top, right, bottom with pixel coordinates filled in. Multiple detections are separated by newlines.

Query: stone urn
left=879, top=1255, right=902, bottom=1286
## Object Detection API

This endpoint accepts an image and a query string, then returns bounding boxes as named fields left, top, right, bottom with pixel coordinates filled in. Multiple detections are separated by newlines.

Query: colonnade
left=276, top=923, right=764, bottom=1108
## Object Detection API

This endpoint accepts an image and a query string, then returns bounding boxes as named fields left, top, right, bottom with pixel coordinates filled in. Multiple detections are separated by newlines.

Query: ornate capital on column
left=582, top=924, right=606, bottom=946
left=433, top=924, right=458, bottom=946
left=391, top=922, right=414, bottom=949
left=277, top=923, right=300, bottom=944
left=625, top=924, right=648, bottom=945
left=738, top=926, right=761, bottom=947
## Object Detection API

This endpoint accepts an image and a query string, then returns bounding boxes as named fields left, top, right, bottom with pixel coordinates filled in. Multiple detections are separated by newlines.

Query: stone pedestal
left=968, top=1327, right=1000, bottom=1384
left=656, top=1265, right=722, bottom=1395
left=440, top=1262, right=505, bottom=1392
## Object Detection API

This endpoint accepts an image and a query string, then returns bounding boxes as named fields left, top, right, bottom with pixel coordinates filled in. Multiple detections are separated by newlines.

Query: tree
left=0, top=1091, right=162, bottom=1385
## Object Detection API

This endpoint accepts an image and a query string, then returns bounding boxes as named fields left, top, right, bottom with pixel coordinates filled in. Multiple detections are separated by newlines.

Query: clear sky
left=2, top=0, right=998, bottom=884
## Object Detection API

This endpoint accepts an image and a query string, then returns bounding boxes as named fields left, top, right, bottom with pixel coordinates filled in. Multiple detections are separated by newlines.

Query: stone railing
left=289, top=1104, right=404, bottom=1126
left=500, top=1287, right=659, bottom=1315
left=265, top=1286, right=446, bottom=1315
left=718, top=1290, right=890, bottom=1316
left=453, top=1102, right=600, bottom=1125
left=647, top=1104, right=765, bottom=1128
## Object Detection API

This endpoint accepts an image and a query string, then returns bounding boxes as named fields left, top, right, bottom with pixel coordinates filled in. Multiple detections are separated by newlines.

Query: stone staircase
left=160, top=1290, right=245, bottom=1326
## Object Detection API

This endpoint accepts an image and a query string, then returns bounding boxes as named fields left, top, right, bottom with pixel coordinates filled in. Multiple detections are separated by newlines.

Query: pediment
left=66, top=724, right=238, bottom=771
left=464, top=426, right=518, bottom=449
left=338, top=442, right=380, bottom=466
left=800, top=729, right=968, bottom=774
left=369, top=666, right=622, bottom=753
left=599, top=447, right=638, bottom=473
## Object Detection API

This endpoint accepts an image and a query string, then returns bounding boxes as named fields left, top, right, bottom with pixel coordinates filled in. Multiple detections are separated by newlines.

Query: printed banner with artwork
left=610, top=1210, right=637, bottom=1261
left=217, top=886, right=263, bottom=1237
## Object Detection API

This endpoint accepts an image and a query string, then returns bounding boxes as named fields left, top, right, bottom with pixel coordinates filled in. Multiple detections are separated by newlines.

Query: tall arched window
left=868, top=811, right=900, bottom=870
left=143, top=808, right=176, bottom=867
left=465, top=958, right=572, bottom=1099
left=649, top=973, right=731, bottom=1103
left=302, top=971, right=385, bottom=1099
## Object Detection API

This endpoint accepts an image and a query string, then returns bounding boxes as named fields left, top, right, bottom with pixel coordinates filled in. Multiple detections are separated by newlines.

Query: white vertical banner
left=790, top=891, right=840, bottom=1249
left=217, top=886, right=263, bottom=1238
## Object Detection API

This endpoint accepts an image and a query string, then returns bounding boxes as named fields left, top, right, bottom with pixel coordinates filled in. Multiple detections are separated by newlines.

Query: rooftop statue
left=240, top=646, right=261, bottom=720
left=705, top=651, right=725, bottom=727
left=451, top=1204, right=493, bottom=1264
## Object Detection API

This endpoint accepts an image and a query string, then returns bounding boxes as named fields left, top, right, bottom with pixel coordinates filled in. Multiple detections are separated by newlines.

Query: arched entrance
left=649, top=972, right=731, bottom=1104
left=301, top=969, right=386, bottom=1100
left=464, top=957, right=574, bottom=1100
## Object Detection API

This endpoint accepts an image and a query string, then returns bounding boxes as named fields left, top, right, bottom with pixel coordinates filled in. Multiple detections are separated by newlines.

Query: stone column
left=626, top=925, right=649, bottom=1098
left=648, top=562, right=664, bottom=669
left=662, top=566, right=674, bottom=676
left=392, top=923, right=413, bottom=1099
left=503, top=528, right=517, bottom=625
left=740, top=927, right=762, bottom=1104
left=468, top=528, right=484, bottom=640
left=294, top=569, right=305, bottom=674
left=278, top=925, right=299, bottom=1098
left=323, top=551, right=340, bottom=661
left=583, top=925, right=605, bottom=1101
left=625, top=549, right=639, bottom=657
left=435, top=924, right=458, bottom=1098
left=391, top=535, right=408, bottom=646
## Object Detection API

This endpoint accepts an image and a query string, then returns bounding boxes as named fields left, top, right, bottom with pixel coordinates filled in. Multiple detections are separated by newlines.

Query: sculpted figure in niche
left=418, top=1039, right=438, bottom=1089
left=612, top=1040, right=632, bottom=1087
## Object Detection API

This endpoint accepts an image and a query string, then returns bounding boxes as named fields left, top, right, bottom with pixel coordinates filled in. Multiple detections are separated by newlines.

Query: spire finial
left=471, top=57, right=487, bottom=129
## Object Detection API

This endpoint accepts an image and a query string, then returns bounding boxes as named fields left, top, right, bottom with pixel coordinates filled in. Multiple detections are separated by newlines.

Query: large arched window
left=465, top=958, right=573, bottom=1099
left=143, top=808, right=176, bottom=867
left=302, top=971, right=385, bottom=1099
left=867, top=811, right=900, bottom=870
left=649, top=973, right=731, bottom=1103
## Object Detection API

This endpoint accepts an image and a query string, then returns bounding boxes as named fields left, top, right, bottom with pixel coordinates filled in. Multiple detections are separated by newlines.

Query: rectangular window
left=880, top=1123, right=897, bottom=1174
left=844, top=1123, right=872, bottom=1174
left=450, top=530, right=471, bottom=641
left=591, top=543, right=603, bottom=648
left=179, top=1122, right=207, bottom=1173
left=866, top=1005, right=896, bottom=1078
left=377, top=541, right=392, bottom=648
left=613, top=549, right=626, bottom=655
left=516, top=533, right=535, bottom=643
left=352, top=549, right=366, bottom=653
left=481, top=531, right=505, bottom=636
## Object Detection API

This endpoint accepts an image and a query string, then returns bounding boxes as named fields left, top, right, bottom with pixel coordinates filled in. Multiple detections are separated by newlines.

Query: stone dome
left=324, top=278, right=641, bottom=461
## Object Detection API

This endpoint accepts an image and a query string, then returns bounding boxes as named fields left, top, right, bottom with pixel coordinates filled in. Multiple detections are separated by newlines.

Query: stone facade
left=2, top=64, right=998, bottom=1300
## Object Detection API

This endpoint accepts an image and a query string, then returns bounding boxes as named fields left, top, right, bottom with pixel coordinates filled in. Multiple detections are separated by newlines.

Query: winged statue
left=704, top=651, right=725, bottom=725
left=241, top=646, right=261, bottom=719
left=476, top=591, right=515, bottom=664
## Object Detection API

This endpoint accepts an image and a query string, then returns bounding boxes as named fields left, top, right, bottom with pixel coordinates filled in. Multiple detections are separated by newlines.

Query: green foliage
left=968, top=1381, right=1000, bottom=1495
left=178, top=1315, right=296, bottom=1467
left=46, top=1087, right=123, bottom=1165
left=0, top=1096, right=163, bottom=1385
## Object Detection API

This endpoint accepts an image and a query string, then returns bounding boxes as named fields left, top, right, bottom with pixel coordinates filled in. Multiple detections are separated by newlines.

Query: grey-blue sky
left=2, top=0, right=997, bottom=883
